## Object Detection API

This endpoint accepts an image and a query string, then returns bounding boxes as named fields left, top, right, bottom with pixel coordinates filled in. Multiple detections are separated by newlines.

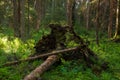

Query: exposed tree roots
left=2, top=24, right=109, bottom=79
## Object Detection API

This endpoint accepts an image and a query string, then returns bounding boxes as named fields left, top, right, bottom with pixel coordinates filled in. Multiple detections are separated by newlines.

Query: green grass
left=0, top=27, right=120, bottom=80
left=41, top=40, right=120, bottom=80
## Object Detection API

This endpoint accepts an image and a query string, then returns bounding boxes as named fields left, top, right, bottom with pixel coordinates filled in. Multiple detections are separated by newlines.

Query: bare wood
left=24, top=55, right=59, bottom=80
left=1, top=47, right=79, bottom=67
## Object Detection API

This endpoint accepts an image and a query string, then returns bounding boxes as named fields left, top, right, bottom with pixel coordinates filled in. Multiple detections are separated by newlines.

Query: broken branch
left=1, top=47, right=79, bottom=67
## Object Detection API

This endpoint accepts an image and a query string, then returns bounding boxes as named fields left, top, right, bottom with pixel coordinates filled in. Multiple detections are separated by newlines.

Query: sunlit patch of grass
left=0, top=36, right=35, bottom=66
left=0, top=36, right=8, bottom=49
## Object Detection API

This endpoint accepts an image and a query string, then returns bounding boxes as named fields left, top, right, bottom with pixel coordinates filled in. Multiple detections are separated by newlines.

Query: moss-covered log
left=23, top=24, right=108, bottom=80
left=24, top=55, right=59, bottom=80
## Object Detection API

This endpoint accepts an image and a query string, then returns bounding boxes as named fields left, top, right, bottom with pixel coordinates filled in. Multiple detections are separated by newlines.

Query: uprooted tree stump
left=34, top=24, right=98, bottom=64
left=23, top=24, right=108, bottom=80
left=1, top=24, right=108, bottom=80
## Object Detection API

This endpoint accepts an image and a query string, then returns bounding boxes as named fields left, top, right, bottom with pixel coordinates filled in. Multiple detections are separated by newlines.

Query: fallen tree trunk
left=1, top=47, right=79, bottom=67
left=24, top=55, right=59, bottom=80
left=23, top=24, right=108, bottom=80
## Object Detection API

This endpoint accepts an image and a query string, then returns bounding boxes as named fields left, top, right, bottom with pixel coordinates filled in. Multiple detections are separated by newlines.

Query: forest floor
left=0, top=27, right=120, bottom=80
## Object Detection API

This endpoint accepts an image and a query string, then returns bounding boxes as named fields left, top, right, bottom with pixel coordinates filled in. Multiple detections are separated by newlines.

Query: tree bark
left=67, top=0, right=75, bottom=28
left=13, top=0, right=25, bottom=40
left=34, top=0, right=45, bottom=30
left=26, top=0, right=30, bottom=39
left=86, top=0, right=90, bottom=30
left=95, top=0, right=100, bottom=46
left=13, top=0, right=20, bottom=37
left=1, top=47, right=79, bottom=67
left=24, top=55, right=59, bottom=80
left=51, top=0, right=55, bottom=20
left=20, top=0, right=25, bottom=40
left=114, top=0, right=120, bottom=40
left=108, top=0, right=113, bottom=38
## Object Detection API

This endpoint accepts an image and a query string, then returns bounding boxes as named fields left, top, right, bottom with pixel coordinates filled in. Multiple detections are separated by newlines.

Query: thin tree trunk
left=108, top=0, right=114, bottom=38
left=95, top=0, right=100, bottom=46
left=24, top=55, right=59, bottom=80
left=118, top=0, right=120, bottom=35
left=20, top=0, right=25, bottom=40
left=86, top=0, right=90, bottom=29
left=18, top=0, right=21, bottom=37
left=26, top=0, right=30, bottom=39
left=67, top=0, right=75, bottom=28
left=13, top=0, right=25, bottom=40
left=13, top=0, right=20, bottom=37
left=114, top=0, right=120, bottom=38
left=1, top=47, right=78, bottom=67
left=35, top=0, right=45, bottom=30
left=51, top=0, right=55, bottom=20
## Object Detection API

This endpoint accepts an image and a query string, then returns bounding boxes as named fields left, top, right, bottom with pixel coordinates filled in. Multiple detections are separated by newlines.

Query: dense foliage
left=0, top=0, right=120, bottom=80
left=0, top=27, right=120, bottom=80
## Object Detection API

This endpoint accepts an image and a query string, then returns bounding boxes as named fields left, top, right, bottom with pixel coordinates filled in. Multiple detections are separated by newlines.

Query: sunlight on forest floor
left=0, top=28, right=120, bottom=80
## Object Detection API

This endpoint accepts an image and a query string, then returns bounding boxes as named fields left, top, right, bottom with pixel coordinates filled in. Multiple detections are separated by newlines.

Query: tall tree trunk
left=34, top=0, right=45, bottom=30
left=114, top=0, right=120, bottom=40
left=108, top=0, right=113, bottom=38
left=95, top=0, right=100, bottom=46
left=13, top=0, right=25, bottom=40
left=26, top=0, right=30, bottom=39
left=67, top=0, right=75, bottom=28
left=86, top=0, right=90, bottom=30
left=51, top=0, right=55, bottom=20
left=13, top=0, right=20, bottom=37
left=20, top=0, right=25, bottom=40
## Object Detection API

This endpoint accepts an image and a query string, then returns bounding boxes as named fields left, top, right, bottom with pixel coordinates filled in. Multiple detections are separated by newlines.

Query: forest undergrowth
left=0, top=26, right=120, bottom=80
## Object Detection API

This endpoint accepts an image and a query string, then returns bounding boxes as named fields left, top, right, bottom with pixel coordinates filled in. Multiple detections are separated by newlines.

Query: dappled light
left=0, top=0, right=120, bottom=80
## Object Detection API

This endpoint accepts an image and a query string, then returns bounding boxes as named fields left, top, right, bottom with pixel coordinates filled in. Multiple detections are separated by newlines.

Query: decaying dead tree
left=24, top=55, right=59, bottom=80
left=24, top=24, right=108, bottom=80
left=2, top=24, right=108, bottom=79
left=1, top=47, right=79, bottom=67
left=44, top=24, right=98, bottom=64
